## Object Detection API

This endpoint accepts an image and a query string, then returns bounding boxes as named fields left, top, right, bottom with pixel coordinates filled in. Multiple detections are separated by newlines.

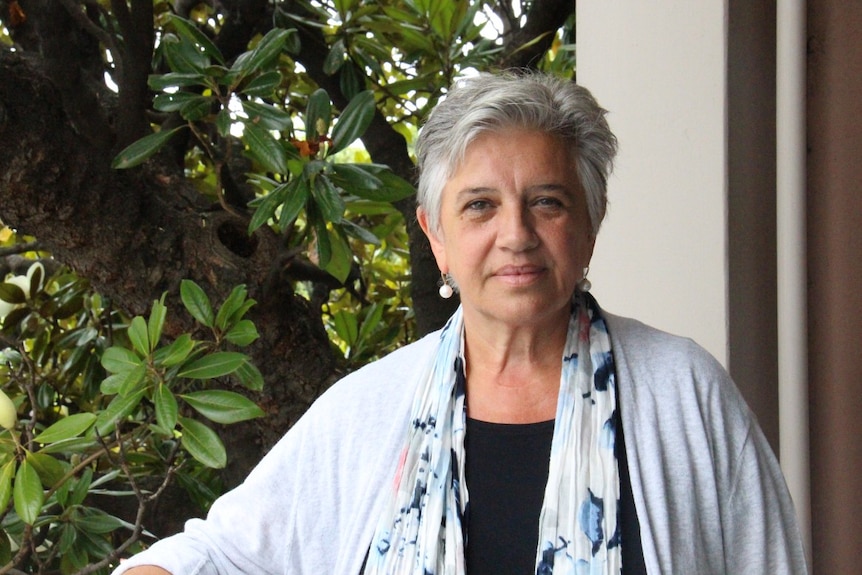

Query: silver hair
left=416, top=71, right=618, bottom=237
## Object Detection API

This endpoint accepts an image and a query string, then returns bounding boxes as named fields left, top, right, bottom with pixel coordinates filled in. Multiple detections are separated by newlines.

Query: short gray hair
left=416, top=71, right=618, bottom=237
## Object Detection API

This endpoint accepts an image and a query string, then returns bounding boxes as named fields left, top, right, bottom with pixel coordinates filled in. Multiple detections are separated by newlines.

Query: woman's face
left=418, top=129, right=595, bottom=331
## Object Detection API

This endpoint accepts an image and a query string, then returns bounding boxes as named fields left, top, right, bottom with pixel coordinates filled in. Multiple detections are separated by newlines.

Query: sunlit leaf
left=13, top=459, right=43, bottom=525
left=94, top=388, right=146, bottom=437
left=127, top=316, right=150, bottom=358
left=26, top=451, right=68, bottom=488
left=0, top=459, right=15, bottom=513
left=179, top=417, right=226, bottom=469
left=33, top=413, right=97, bottom=444
left=148, top=295, right=168, bottom=352
left=154, top=383, right=178, bottom=431
left=100, top=347, right=142, bottom=374
left=215, top=284, right=249, bottom=331
left=181, top=390, right=264, bottom=424
left=180, top=280, right=214, bottom=327
left=178, top=352, right=247, bottom=379
left=224, top=320, right=260, bottom=347
left=154, top=334, right=196, bottom=368
left=235, top=360, right=265, bottom=391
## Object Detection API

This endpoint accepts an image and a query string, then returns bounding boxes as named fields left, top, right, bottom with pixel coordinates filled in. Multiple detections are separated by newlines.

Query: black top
left=464, top=409, right=647, bottom=574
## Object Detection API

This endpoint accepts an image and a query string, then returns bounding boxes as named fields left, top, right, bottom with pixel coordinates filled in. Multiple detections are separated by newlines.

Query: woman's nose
left=497, top=206, right=539, bottom=251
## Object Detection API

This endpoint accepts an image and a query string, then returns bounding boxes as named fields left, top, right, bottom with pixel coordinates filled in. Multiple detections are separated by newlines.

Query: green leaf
left=162, top=34, right=209, bottom=73
left=127, top=316, right=150, bottom=357
left=148, top=72, right=208, bottom=90
left=241, top=71, right=283, bottom=97
left=331, top=163, right=384, bottom=193
left=322, top=228, right=354, bottom=284
left=358, top=302, right=386, bottom=343
left=305, top=88, right=332, bottom=141
left=247, top=178, right=292, bottom=234
left=178, top=352, right=248, bottom=379
left=69, top=467, right=93, bottom=507
left=26, top=451, right=68, bottom=488
left=224, top=319, right=259, bottom=347
left=324, top=38, right=346, bottom=75
left=277, top=177, right=310, bottom=230
left=179, top=417, right=227, bottom=468
left=215, top=284, right=249, bottom=331
left=99, top=363, right=145, bottom=396
left=311, top=175, right=345, bottom=223
left=180, top=280, right=214, bottom=327
left=235, top=28, right=292, bottom=76
left=0, top=282, right=25, bottom=304
left=169, top=15, right=225, bottom=65
left=73, top=507, right=125, bottom=534
left=94, top=388, right=146, bottom=437
left=330, top=90, right=375, bottom=155
left=332, top=310, right=358, bottom=346
left=112, top=126, right=185, bottom=169
left=244, top=122, right=289, bottom=174
left=242, top=100, right=294, bottom=131
left=339, top=62, right=364, bottom=100
left=153, top=91, right=205, bottom=112
left=154, top=383, right=179, bottom=431
left=181, top=390, right=264, bottom=424
left=148, top=295, right=168, bottom=352
left=33, top=413, right=97, bottom=444
left=179, top=95, right=213, bottom=122
left=153, top=333, right=196, bottom=368
left=234, top=360, right=265, bottom=391
left=216, top=108, right=232, bottom=137
left=13, top=459, right=43, bottom=525
left=340, top=218, right=381, bottom=245
left=100, top=347, right=143, bottom=374
left=0, top=459, right=15, bottom=513
left=312, top=210, right=332, bottom=269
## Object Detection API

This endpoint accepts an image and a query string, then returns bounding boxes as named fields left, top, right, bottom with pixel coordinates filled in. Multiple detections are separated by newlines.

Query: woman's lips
left=493, top=264, right=545, bottom=284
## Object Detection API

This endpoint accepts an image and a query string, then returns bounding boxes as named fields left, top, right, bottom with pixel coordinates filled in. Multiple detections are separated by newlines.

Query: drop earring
left=438, top=272, right=454, bottom=299
left=577, top=267, right=592, bottom=292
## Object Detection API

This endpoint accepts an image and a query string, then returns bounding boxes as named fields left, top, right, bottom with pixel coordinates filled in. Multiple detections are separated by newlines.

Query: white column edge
left=776, top=0, right=812, bottom=561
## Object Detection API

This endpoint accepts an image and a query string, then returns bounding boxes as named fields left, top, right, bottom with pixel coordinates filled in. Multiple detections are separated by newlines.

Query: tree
left=0, top=0, right=574, bottom=571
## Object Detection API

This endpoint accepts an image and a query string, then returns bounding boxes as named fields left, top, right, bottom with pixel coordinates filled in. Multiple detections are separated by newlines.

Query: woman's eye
left=465, top=200, right=492, bottom=211
left=534, top=197, right=564, bottom=208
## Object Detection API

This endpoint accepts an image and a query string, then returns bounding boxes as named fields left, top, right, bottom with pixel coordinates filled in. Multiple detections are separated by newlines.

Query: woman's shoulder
left=301, top=329, right=442, bottom=423
left=602, top=311, right=727, bottom=381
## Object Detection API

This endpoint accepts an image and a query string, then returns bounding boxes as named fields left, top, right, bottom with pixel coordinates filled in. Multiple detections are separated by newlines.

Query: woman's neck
left=462, top=314, right=569, bottom=424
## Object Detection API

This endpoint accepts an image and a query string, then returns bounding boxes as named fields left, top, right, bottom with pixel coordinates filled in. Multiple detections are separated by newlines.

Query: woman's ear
left=416, top=207, right=447, bottom=272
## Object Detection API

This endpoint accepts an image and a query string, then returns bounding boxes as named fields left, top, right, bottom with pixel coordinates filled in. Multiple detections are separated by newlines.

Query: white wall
left=577, top=1, right=730, bottom=364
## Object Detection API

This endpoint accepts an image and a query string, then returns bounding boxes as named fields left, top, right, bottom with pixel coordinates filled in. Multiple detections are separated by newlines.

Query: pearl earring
left=577, top=267, right=592, bottom=292
left=438, top=273, right=454, bottom=299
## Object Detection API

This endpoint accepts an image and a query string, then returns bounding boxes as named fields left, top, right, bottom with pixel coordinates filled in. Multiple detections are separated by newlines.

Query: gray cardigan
left=114, top=313, right=808, bottom=574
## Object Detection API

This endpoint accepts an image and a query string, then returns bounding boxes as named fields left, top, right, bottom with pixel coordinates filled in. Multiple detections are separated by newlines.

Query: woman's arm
left=121, top=568, right=172, bottom=575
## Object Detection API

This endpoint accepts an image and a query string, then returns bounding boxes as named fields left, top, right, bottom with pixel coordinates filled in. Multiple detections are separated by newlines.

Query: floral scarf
left=364, top=292, right=621, bottom=575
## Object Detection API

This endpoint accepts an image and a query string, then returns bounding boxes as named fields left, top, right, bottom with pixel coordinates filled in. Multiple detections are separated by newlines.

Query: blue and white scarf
left=364, top=292, right=621, bottom=575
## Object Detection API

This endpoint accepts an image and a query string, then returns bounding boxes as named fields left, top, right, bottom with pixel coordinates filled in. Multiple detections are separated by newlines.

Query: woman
left=114, top=72, right=807, bottom=574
